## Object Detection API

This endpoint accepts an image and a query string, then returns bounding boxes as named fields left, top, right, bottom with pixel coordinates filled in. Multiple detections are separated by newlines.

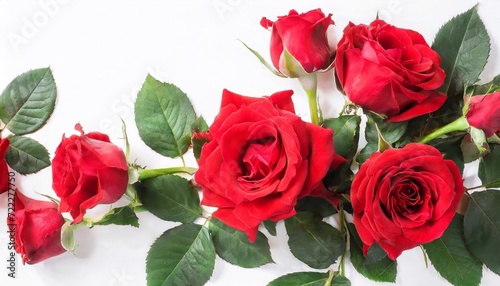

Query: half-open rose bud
left=12, top=191, right=66, bottom=264
left=466, top=91, right=500, bottom=137
left=261, top=9, right=335, bottom=77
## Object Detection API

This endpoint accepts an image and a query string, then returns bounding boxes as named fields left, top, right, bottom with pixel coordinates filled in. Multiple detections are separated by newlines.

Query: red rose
left=466, top=92, right=500, bottom=137
left=52, top=123, right=128, bottom=223
left=351, top=143, right=464, bottom=260
left=335, top=19, right=447, bottom=122
left=0, top=137, right=9, bottom=194
left=261, top=9, right=335, bottom=77
left=11, top=191, right=66, bottom=264
left=195, top=89, right=339, bottom=241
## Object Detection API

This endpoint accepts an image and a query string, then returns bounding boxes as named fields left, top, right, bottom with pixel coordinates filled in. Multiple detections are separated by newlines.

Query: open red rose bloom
left=335, top=19, right=447, bottom=122
left=195, top=89, right=343, bottom=241
left=351, top=143, right=464, bottom=260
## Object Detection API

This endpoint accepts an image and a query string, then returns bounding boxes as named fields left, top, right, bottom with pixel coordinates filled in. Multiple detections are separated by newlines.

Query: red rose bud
left=52, top=123, right=129, bottom=223
left=261, top=9, right=335, bottom=77
left=335, top=19, right=447, bottom=122
left=351, top=143, right=464, bottom=260
left=0, top=137, right=9, bottom=194
left=195, top=89, right=339, bottom=241
left=11, top=191, right=66, bottom=264
left=466, top=92, right=500, bottom=137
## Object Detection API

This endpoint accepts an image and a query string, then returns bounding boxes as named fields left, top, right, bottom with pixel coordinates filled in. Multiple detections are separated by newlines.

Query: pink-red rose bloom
left=335, top=19, right=447, bottom=122
left=52, top=124, right=128, bottom=223
left=0, top=137, right=9, bottom=194
left=12, top=191, right=66, bottom=264
left=351, top=143, right=464, bottom=260
left=466, top=92, right=500, bottom=137
left=261, top=9, right=335, bottom=77
left=195, top=89, right=341, bottom=241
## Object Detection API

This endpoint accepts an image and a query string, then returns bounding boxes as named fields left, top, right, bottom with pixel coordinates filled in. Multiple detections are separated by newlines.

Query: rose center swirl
left=242, top=136, right=278, bottom=180
left=384, top=174, right=425, bottom=217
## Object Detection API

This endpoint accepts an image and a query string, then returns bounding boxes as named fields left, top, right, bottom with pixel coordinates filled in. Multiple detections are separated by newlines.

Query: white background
left=1, top=0, right=500, bottom=285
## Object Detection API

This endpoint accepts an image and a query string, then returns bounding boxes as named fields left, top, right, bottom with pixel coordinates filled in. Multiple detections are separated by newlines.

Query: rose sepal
left=469, top=126, right=488, bottom=153
left=60, top=220, right=77, bottom=253
left=239, top=40, right=286, bottom=78
left=373, top=123, right=392, bottom=153
left=281, top=49, right=309, bottom=78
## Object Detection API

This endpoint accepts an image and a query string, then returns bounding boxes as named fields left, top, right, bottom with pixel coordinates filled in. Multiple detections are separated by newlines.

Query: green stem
left=338, top=208, right=348, bottom=277
left=133, top=205, right=148, bottom=213
left=490, top=134, right=500, bottom=144
left=138, top=166, right=197, bottom=181
left=298, top=74, right=320, bottom=125
left=418, top=116, right=469, bottom=144
left=466, top=185, right=484, bottom=191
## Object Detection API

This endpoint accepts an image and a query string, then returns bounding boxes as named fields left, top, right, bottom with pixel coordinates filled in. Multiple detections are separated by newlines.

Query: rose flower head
left=52, top=123, right=129, bottom=223
left=261, top=8, right=335, bottom=77
left=335, top=19, right=447, bottom=122
left=195, top=89, right=342, bottom=241
left=351, top=143, right=464, bottom=260
left=0, top=137, right=9, bottom=194
left=11, top=190, right=66, bottom=264
left=466, top=91, right=500, bottom=137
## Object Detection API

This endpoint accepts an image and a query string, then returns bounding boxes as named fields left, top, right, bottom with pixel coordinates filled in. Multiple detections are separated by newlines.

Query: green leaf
left=146, top=223, right=215, bottom=286
left=357, top=113, right=407, bottom=164
left=364, top=243, right=388, bottom=266
left=268, top=271, right=350, bottom=286
left=0, top=67, right=57, bottom=135
left=347, top=223, right=397, bottom=282
left=429, top=134, right=465, bottom=174
left=295, top=196, right=337, bottom=218
left=356, top=143, right=378, bottom=165
left=136, top=174, right=202, bottom=223
left=192, top=116, right=209, bottom=133
left=330, top=275, right=351, bottom=286
left=267, top=272, right=330, bottom=286
left=424, top=214, right=482, bottom=286
left=94, top=206, right=139, bottom=228
left=432, top=5, right=490, bottom=96
left=285, top=212, right=345, bottom=269
left=478, top=144, right=500, bottom=188
left=322, top=115, right=361, bottom=160
left=263, top=220, right=277, bottom=236
left=5, top=135, right=50, bottom=174
left=208, top=217, right=273, bottom=268
left=135, top=74, right=196, bottom=158
left=464, top=190, right=500, bottom=275
left=472, top=74, right=500, bottom=95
